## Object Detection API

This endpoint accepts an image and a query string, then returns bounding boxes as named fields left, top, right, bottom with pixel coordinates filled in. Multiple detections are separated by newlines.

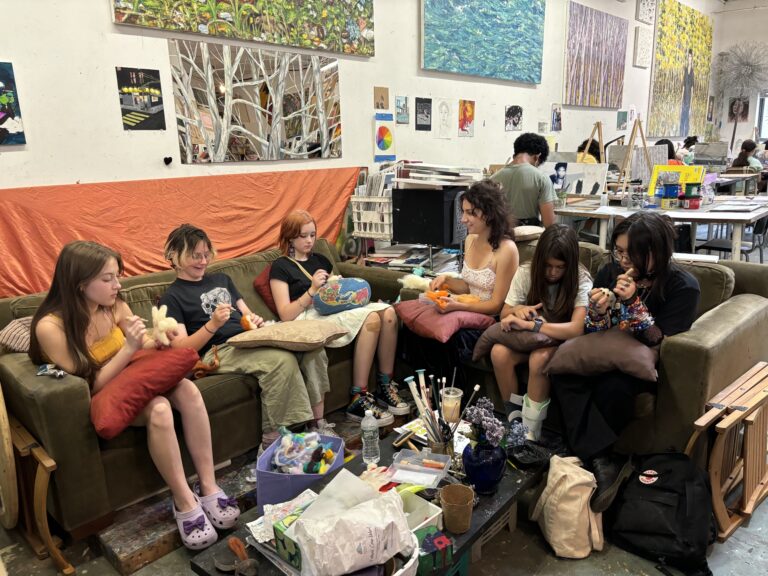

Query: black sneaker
left=373, top=383, right=411, bottom=416
left=346, top=393, right=394, bottom=427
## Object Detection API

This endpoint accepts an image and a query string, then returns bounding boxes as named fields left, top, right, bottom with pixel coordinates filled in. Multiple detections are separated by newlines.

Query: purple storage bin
left=256, top=434, right=345, bottom=513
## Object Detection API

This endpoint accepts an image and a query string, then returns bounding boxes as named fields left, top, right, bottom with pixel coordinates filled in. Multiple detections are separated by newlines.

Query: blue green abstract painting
left=0, top=62, right=25, bottom=145
left=422, top=0, right=546, bottom=84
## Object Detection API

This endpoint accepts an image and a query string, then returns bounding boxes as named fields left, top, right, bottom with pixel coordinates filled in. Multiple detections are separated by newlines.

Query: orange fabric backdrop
left=0, top=168, right=360, bottom=298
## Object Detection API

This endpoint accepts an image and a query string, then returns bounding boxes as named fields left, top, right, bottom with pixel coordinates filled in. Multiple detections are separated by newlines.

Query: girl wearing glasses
left=29, top=241, right=232, bottom=550
left=550, top=211, right=700, bottom=514
left=489, top=224, right=591, bottom=440
left=158, top=224, right=335, bottom=449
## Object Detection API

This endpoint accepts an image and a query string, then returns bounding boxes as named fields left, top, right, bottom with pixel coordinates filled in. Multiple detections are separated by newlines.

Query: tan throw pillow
left=226, top=320, right=348, bottom=351
left=545, top=328, right=659, bottom=382
left=514, top=225, right=545, bottom=242
left=472, top=322, right=561, bottom=361
left=0, top=316, right=33, bottom=353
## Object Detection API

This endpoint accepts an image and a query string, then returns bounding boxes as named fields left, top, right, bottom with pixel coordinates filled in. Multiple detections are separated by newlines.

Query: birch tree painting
left=564, top=2, right=628, bottom=109
left=169, top=38, right=341, bottom=164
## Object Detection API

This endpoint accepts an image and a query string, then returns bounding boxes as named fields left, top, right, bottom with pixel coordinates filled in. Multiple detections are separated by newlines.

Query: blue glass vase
left=462, top=441, right=506, bottom=495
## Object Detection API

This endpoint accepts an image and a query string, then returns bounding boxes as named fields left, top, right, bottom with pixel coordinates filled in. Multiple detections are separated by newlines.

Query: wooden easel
left=613, top=119, right=652, bottom=196
left=583, top=121, right=605, bottom=163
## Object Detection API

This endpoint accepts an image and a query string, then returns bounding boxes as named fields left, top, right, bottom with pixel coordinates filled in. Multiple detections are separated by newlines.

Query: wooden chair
left=685, top=362, right=768, bottom=541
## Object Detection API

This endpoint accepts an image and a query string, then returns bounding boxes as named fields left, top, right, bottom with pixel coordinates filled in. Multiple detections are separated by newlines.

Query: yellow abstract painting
left=648, top=0, right=713, bottom=138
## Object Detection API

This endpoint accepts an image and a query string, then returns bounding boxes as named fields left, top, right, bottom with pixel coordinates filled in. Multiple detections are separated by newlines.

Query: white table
left=555, top=198, right=768, bottom=261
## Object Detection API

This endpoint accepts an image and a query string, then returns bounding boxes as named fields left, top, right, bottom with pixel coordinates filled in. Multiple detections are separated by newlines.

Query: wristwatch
left=532, top=318, right=543, bottom=333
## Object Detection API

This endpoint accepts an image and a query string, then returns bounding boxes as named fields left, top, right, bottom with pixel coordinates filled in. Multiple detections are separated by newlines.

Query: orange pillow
left=90, top=348, right=200, bottom=440
left=253, top=265, right=279, bottom=316
left=395, top=299, right=495, bottom=344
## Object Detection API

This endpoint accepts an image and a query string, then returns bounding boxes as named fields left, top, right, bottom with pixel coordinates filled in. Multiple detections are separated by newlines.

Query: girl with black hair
left=577, top=139, right=602, bottom=163
left=731, top=139, right=762, bottom=173
left=490, top=225, right=591, bottom=440
left=550, top=211, right=700, bottom=514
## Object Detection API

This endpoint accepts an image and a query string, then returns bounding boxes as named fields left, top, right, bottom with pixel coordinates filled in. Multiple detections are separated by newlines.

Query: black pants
left=550, top=370, right=652, bottom=462
left=398, top=326, right=484, bottom=394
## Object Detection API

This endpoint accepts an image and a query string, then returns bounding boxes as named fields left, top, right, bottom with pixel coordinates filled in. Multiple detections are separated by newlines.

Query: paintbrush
left=406, top=376, right=440, bottom=441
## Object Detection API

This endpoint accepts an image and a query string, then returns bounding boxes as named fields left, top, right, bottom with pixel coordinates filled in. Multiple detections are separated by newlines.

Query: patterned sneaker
left=374, top=383, right=411, bottom=416
left=346, top=393, right=394, bottom=427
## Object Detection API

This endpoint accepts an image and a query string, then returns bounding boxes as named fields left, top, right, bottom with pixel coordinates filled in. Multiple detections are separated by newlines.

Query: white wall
left=0, top=0, right=722, bottom=189
left=711, top=0, right=768, bottom=147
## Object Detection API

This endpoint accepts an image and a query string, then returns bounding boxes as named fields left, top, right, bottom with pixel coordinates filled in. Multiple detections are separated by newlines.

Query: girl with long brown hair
left=490, top=224, right=591, bottom=440
left=30, top=241, right=234, bottom=551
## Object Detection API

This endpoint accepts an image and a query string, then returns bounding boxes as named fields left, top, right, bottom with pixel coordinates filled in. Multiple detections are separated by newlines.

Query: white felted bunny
left=398, top=274, right=432, bottom=292
left=151, top=305, right=179, bottom=347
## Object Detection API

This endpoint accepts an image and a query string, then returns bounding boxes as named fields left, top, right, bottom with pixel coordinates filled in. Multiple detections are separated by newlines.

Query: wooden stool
left=9, top=414, right=75, bottom=575
left=685, top=362, right=768, bottom=541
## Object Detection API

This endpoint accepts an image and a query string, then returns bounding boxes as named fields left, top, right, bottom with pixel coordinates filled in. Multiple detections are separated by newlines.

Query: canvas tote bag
left=530, top=455, right=604, bottom=559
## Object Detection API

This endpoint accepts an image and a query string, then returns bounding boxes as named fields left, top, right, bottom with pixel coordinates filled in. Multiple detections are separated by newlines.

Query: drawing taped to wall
left=113, top=0, right=375, bottom=56
left=458, top=99, right=475, bottom=137
left=415, top=97, right=432, bottom=131
left=374, top=112, right=396, bottom=163
left=551, top=104, right=562, bottom=132
left=396, top=96, right=409, bottom=124
left=648, top=0, right=713, bottom=137
left=115, top=67, right=165, bottom=131
left=169, top=38, right=341, bottom=163
left=564, top=1, right=628, bottom=109
left=728, top=97, right=749, bottom=122
left=374, top=86, right=389, bottom=110
left=435, top=98, right=453, bottom=139
left=505, top=105, right=523, bottom=131
left=0, top=62, right=25, bottom=145
left=422, top=0, right=546, bottom=84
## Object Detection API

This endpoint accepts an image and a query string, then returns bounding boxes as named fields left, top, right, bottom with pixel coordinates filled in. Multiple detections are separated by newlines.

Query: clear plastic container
left=390, top=449, right=451, bottom=488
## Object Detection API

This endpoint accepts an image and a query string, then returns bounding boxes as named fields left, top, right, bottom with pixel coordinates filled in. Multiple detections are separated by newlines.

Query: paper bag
left=293, top=470, right=414, bottom=576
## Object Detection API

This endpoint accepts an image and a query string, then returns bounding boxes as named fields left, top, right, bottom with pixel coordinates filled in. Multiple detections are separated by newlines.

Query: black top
left=594, top=262, right=701, bottom=337
left=269, top=254, right=333, bottom=302
left=159, top=273, right=245, bottom=355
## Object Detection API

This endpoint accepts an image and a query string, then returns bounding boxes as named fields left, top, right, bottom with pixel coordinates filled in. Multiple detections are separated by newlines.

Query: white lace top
left=461, top=262, right=496, bottom=301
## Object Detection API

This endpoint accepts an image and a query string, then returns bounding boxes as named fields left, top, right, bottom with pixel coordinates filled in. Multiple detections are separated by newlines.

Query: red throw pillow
left=90, top=348, right=200, bottom=440
left=395, top=299, right=495, bottom=344
left=253, top=265, right=279, bottom=316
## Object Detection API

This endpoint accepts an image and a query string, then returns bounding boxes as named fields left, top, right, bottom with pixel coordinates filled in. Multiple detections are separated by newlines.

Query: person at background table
left=159, top=224, right=334, bottom=449
left=576, top=139, right=602, bottom=164
left=490, top=225, right=590, bottom=441
left=549, top=211, right=700, bottom=514
left=491, top=132, right=556, bottom=227
left=401, top=181, right=519, bottom=391
left=29, top=241, right=235, bottom=551
left=655, top=139, right=684, bottom=165
left=270, top=210, right=402, bottom=427
left=731, top=139, right=763, bottom=173
left=676, top=135, right=698, bottom=164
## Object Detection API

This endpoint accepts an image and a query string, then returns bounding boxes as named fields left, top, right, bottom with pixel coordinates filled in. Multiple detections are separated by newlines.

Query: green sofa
left=402, top=241, right=768, bottom=455
left=0, top=239, right=405, bottom=537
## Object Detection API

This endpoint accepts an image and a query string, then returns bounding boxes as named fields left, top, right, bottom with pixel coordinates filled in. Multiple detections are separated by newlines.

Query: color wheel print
left=376, top=125, right=393, bottom=150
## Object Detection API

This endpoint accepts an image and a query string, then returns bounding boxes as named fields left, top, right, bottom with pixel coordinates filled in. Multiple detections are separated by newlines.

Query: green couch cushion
left=518, top=240, right=607, bottom=279
left=678, top=262, right=734, bottom=317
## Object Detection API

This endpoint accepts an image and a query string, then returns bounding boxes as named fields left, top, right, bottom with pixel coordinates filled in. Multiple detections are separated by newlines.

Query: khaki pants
left=204, top=345, right=330, bottom=432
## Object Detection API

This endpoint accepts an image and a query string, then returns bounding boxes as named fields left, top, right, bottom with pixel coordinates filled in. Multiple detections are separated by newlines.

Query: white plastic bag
left=293, top=471, right=414, bottom=576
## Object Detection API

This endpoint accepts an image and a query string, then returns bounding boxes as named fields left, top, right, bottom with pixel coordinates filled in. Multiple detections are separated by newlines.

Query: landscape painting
left=422, top=0, right=546, bottom=83
left=564, top=1, right=628, bottom=108
left=168, top=39, right=341, bottom=163
left=114, top=0, right=375, bottom=56
left=0, top=62, right=25, bottom=145
left=647, top=0, right=713, bottom=137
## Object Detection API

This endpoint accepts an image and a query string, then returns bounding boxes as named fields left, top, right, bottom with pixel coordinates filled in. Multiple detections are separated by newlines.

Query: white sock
left=522, top=394, right=550, bottom=441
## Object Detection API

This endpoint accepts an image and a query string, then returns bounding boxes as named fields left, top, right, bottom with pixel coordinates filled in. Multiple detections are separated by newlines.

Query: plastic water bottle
left=361, top=410, right=380, bottom=465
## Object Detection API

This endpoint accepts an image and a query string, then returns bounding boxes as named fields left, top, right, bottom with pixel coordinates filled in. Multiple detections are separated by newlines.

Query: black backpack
left=610, top=453, right=716, bottom=576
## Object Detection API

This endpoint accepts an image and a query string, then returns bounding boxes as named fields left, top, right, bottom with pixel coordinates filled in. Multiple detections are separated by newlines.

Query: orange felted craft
left=90, top=348, right=200, bottom=440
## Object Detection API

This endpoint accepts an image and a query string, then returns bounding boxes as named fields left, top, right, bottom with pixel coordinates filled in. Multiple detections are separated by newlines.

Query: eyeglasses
left=191, top=252, right=212, bottom=262
left=612, top=248, right=632, bottom=263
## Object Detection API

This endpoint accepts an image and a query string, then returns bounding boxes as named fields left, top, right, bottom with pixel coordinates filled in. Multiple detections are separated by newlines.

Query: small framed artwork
left=636, top=0, right=657, bottom=25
